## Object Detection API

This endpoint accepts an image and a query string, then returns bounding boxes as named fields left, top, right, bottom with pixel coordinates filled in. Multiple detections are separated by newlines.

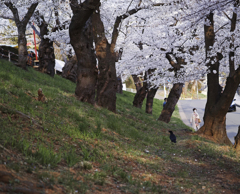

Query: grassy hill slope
left=0, top=60, right=240, bottom=194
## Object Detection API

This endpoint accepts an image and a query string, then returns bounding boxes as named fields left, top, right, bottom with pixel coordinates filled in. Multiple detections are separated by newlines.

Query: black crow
left=169, top=131, right=176, bottom=143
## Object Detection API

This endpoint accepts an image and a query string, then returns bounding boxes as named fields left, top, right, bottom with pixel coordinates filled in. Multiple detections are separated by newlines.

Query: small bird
left=169, top=131, right=176, bottom=143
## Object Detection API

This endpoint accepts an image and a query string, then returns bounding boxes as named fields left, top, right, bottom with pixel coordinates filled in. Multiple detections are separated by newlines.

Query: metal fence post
left=8, top=52, right=11, bottom=61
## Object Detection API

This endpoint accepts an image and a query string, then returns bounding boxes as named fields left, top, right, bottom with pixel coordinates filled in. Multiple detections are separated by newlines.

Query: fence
left=0, top=47, right=18, bottom=62
left=123, top=87, right=165, bottom=100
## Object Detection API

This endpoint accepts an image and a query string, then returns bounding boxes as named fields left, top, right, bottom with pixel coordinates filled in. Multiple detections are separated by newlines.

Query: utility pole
left=196, top=80, right=199, bottom=99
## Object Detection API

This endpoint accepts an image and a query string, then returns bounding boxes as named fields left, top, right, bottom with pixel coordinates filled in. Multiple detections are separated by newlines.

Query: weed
left=95, top=119, right=102, bottom=137
left=81, top=145, right=91, bottom=161
left=0, top=73, right=12, bottom=81
left=78, top=118, right=89, bottom=133
left=117, top=169, right=128, bottom=182
left=9, top=163, right=20, bottom=173
left=93, top=171, right=107, bottom=185
left=107, top=116, right=120, bottom=131
left=13, top=77, right=23, bottom=88
left=1, top=59, right=239, bottom=194
left=58, top=171, right=88, bottom=193
left=191, top=135, right=204, bottom=141
left=35, top=144, right=62, bottom=167
left=64, top=149, right=79, bottom=167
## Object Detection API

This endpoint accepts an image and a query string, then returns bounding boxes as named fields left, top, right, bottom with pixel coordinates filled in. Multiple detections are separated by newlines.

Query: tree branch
left=111, top=7, right=142, bottom=52
left=223, top=11, right=231, bottom=21
left=22, top=3, right=38, bottom=27
left=0, top=15, right=14, bottom=20
left=4, top=2, right=20, bottom=27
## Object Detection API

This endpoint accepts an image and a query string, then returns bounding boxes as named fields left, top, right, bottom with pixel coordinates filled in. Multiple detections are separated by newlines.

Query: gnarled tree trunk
left=69, top=0, right=100, bottom=104
left=133, top=73, right=148, bottom=108
left=4, top=2, right=38, bottom=69
left=197, top=12, right=240, bottom=145
left=17, top=27, right=28, bottom=70
left=146, top=87, right=159, bottom=114
left=158, top=83, right=183, bottom=123
left=74, top=19, right=97, bottom=104
left=62, top=55, right=78, bottom=83
left=117, top=76, right=123, bottom=94
left=38, top=16, right=55, bottom=77
left=197, top=75, right=239, bottom=145
left=92, top=10, right=117, bottom=112
left=132, top=75, right=142, bottom=92
left=233, top=126, right=240, bottom=150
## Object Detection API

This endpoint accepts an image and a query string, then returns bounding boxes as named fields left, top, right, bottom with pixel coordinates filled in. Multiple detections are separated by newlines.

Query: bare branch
left=22, top=3, right=38, bottom=26
left=223, top=11, right=231, bottom=21
left=4, top=2, right=20, bottom=26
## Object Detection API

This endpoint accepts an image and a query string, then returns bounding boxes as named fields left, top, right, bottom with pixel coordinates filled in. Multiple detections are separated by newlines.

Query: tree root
left=0, top=185, right=44, bottom=194
left=0, top=103, right=43, bottom=129
left=0, top=144, right=12, bottom=155
left=233, top=125, right=240, bottom=150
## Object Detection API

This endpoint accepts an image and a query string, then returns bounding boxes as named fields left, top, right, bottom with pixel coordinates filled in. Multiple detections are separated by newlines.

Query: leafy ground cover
left=0, top=59, right=240, bottom=194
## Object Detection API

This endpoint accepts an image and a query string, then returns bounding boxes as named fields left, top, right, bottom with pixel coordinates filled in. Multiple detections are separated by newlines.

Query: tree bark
left=92, top=11, right=117, bottom=112
left=132, top=75, right=142, bottom=92
left=17, top=27, right=28, bottom=70
left=74, top=18, right=97, bottom=104
left=158, top=50, right=185, bottom=123
left=233, top=126, right=240, bottom=150
left=62, top=55, right=78, bottom=83
left=197, top=12, right=240, bottom=145
left=133, top=73, right=148, bottom=108
left=4, top=2, right=38, bottom=69
left=197, top=74, right=240, bottom=145
left=146, top=87, right=159, bottom=114
left=69, top=0, right=100, bottom=104
left=117, top=76, right=123, bottom=94
left=37, top=16, right=55, bottom=77
left=92, top=6, right=144, bottom=112
left=158, top=83, right=183, bottom=123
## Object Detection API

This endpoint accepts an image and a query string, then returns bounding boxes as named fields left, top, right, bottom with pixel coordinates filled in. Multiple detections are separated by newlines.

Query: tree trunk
left=17, top=27, right=28, bottom=70
left=199, top=114, right=231, bottom=145
left=132, top=75, right=142, bottom=92
left=75, top=19, right=97, bottom=104
left=69, top=0, right=100, bottom=104
left=182, top=82, right=189, bottom=97
left=197, top=75, right=239, bottom=145
left=96, top=50, right=117, bottom=112
left=117, top=76, right=123, bottom=94
left=62, top=55, right=78, bottom=83
left=158, top=83, right=183, bottom=123
left=38, top=17, right=55, bottom=77
left=146, top=87, right=159, bottom=114
left=133, top=73, right=148, bottom=108
left=197, top=12, right=240, bottom=145
left=233, top=126, right=240, bottom=150
left=4, top=2, right=38, bottom=69
left=92, top=11, right=117, bottom=112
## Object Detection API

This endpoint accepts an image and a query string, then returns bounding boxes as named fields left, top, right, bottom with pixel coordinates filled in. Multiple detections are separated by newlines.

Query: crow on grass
left=169, top=131, right=176, bottom=143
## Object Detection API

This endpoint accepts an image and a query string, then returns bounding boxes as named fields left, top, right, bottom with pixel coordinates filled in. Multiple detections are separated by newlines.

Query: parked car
left=234, top=93, right=240, bottom=107
left=228, top=99, right=236, bottom=112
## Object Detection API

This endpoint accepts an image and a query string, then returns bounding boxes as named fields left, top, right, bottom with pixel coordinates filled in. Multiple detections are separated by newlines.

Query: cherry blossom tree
left=69, top=0, right=100, bottom=104
left=116, top=1, right=207, bottom=118
left=33, top=0, right=71, bottom=77
left=117, top=0, right=240, bottom=144
left=0, top=0, right=39, bottom=69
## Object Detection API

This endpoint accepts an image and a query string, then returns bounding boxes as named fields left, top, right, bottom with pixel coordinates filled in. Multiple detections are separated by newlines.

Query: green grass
left=0, top=59, right=240, bottom=193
